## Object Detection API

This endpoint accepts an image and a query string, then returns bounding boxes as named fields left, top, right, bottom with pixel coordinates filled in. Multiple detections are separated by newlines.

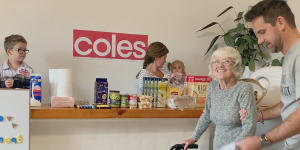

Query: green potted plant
left=198, top=6, right=269, bottom=71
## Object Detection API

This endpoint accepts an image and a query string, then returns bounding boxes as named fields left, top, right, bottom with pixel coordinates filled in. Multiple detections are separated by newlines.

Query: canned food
left=128, top=94, right=137, bottom=109
left=109, top=90, right=120, bottom=108
left=120, top=95, right=129, bottom=108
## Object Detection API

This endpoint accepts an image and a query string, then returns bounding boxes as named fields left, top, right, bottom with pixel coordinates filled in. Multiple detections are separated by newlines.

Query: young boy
left=0, top=34, right=33, bottom=88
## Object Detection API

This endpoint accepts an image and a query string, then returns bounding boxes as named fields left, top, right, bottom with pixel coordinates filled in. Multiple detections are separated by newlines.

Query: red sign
left=73, top=29, right=148, bottom=60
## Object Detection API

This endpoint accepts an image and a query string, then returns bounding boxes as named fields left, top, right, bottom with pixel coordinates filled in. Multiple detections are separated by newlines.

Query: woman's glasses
left=212, top=60, right=234, bottom=66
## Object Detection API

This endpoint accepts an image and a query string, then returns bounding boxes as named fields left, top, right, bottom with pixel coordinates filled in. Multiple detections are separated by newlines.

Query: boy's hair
left=4, top=34, right=27, bottom=54
left=171, top=60, right=185, bottom=74
left=245, top=0, right=296, bottom=28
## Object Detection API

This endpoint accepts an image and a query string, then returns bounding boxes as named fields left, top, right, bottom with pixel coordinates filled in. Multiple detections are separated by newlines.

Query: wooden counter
left=30, top=107, right=203, bottom=119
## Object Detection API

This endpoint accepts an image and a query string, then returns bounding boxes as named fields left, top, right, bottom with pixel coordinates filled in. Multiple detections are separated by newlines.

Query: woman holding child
left=183, top=46, right=257, bottom=150
left=136, top=41, right=170, bottom=94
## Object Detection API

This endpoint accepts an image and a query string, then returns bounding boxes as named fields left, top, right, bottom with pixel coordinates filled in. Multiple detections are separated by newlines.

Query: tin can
left=120, top=95, right=129, bottom=108
left=109, top=90, right=120, bottom=108
left=30, top=74, right=42, bottom=106
left=128, top=94, right=137, bottom=109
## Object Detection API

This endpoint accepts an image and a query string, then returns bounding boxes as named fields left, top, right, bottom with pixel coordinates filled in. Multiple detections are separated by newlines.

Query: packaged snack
left=157, top=78, right=168, bottom=107
left=192, top=76, right=212, bottom=107
left=167, top=95, right=196, bottom=110
left=143, top=77, right=168, bottom=108
left=138, top=101, right=152, bottom=109
left=30, top=74, right=42, bottom=106
left=94, top=78, right=108, bottom=105
left=167, top=73, right=185, bottom=98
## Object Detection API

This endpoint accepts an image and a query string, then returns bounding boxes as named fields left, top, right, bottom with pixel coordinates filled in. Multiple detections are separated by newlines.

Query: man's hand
left=5, top=78, right=14, bottom=88
left=236, top=136, right=262, bottom=150
left=182, top=138, right=196, bottom=150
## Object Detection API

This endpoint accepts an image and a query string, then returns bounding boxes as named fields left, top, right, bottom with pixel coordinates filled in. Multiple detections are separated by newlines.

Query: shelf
left=30, top=107, right=203, bottom=119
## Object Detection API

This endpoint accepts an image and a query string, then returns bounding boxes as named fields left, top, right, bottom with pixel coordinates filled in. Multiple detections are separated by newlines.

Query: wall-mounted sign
left=73, top=29, right=148, bottom=60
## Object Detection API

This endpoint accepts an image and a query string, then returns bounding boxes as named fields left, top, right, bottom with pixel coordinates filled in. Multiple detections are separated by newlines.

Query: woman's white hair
left=208, top=46, right=243, bottom=79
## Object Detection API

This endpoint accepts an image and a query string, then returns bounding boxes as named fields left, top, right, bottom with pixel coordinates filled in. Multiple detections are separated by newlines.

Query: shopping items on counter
left=184, top=75, right=212, bottom=107
left=143, top=77, right=168, bottom=107
left=129, top=94, right=138, bottom=109
left=138, top=95, right=153, bottom=109
left=167, top=73, right=185, bottom=98
left=94, top=78, right=108, bottom=105
left=51, top=96, right=75, bottom=108
left=30, top=74, right=42, bottom=107
left=167, top=95, right=196, bottom=110
left=109, top=90, right=120, bottom=108
left=120, top=94, right=129, bottom=108
left=49, top=69, right=73, bottom=97
left=49, top=69, right=74, bottom=107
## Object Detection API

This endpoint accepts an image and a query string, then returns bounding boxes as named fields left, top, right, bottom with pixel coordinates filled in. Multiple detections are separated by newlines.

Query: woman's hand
left=182, top=138, right=196, bottom=150
left=239, top=108, right=247, bottom=121
left=5, top=78, right=14, bottom=88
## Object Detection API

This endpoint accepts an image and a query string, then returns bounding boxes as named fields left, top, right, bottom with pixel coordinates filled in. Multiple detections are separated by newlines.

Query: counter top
left=30, top=107, right=203, bottom=119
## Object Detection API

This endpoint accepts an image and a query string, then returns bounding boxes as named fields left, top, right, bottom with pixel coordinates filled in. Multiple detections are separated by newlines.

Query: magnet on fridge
left=4, top=137, right=11, bottom=144
left=11, top=123, right=18, bottom=128
left=6, top=116, right=13, bottom=122
left=11, top=137, right=17, bottom=144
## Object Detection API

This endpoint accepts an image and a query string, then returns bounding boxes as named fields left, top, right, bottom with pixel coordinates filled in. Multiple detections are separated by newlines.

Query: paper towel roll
left=49, top=69, right=73, bottom=97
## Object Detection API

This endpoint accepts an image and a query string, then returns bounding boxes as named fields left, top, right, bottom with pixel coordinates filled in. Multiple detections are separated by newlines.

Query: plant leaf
left=217, top=6, right=234, bottom=17
left=237, top=11, right=244, bottom=19
left=243, top=35, right=253, bottom=45
left=212, top=44, right=219, bottom=52
left=237, top=42, right=246, bottom=54
left=204, top=35, right=221, bottom=55
left=224, top=34, right=235, bottom=47
left=197, top=22, right=219, bottom=32
left=248, top=60, right=255, bottom=71
left=242, top=58, right=248, bottom=66
left=234, top=17, right=242, bottom=22
left=271, top=59, right=281, bottom=66
left=281, top=57, right=285, bottom=63
left=259, top=50, right=268, bottom=60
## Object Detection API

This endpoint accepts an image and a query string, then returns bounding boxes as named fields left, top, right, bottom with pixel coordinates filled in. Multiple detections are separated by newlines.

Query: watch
left=260, top=134, right=272, bottom=146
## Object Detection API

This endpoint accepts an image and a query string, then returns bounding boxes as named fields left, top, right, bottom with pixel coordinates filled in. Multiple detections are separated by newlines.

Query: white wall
left=1, top=0, right=299, bottom=102
left=0, top=0, right=233, bottom=103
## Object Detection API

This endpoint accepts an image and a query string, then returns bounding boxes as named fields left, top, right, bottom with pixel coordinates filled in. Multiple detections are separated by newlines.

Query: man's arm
left=261, top=101, right=283, bottom=120
left=266, top=99, right=300, bottom=143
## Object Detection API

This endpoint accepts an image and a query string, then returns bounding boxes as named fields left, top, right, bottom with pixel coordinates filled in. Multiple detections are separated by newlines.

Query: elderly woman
left=183, top=46, right=257, bottom=150
left=136, top=41, right=169, bottom=94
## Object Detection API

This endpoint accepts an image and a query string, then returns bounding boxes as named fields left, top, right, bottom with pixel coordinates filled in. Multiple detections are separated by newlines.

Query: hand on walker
left=182, top=138, right=196, bottom=150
